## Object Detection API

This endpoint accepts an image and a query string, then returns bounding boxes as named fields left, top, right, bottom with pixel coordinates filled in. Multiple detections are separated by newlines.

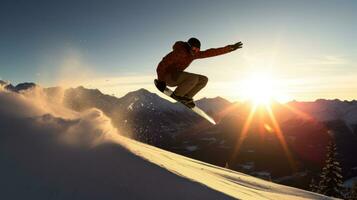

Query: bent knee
left=186, top=74, right=199, bottom=83
left=200, top=75, right=208, bottom=85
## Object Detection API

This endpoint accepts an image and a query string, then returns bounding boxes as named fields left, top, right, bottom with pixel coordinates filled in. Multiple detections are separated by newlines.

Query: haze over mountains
left=1, top=80, right=357, bottom=193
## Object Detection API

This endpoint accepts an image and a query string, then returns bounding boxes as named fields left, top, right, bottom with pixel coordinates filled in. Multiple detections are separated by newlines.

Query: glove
left=155, top=79, right=166, bottom=92
left=229, top=41, right=243, bottom=51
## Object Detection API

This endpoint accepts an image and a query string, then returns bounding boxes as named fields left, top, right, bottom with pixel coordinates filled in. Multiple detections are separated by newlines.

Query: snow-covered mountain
left=288, top=99, right=357, bottom=126
left=120, top=88, right=185, bottom=113
left=0, top=80, right=7, bottom=86
left=0, top=81, right=38, bottom=92
left=195, top=96, right=233, bottom=114
left=61, top=86, right=207, bottom=146
left=0, top=85, right=336, bottom=200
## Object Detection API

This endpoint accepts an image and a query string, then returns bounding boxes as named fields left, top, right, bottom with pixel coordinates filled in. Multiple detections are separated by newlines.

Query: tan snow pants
left=164, top=71, right=208, bottom=99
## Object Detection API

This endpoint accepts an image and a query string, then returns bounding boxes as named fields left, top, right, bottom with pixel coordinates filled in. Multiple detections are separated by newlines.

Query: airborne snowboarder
left=155, top=38, right=242, bottom=108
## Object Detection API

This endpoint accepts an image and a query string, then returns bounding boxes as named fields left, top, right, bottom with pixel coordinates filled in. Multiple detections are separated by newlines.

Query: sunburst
left=219, top=67, right=311, bottom=171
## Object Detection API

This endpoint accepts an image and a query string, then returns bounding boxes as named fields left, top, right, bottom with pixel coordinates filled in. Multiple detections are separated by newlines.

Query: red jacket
left=156, top=41, right=233, bottom=81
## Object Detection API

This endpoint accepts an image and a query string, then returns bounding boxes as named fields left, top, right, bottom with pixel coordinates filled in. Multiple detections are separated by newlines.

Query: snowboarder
left=155, top=37, right=242, bottom=108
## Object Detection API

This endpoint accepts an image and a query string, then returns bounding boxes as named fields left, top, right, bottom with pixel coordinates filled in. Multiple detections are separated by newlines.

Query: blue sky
left=0, top=0, right=356, bottom=101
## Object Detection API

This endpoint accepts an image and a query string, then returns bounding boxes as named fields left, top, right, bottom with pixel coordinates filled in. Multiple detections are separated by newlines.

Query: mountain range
left=0, top=82, right=335, bottom=199
left=1, top=80, right=357, bottom=191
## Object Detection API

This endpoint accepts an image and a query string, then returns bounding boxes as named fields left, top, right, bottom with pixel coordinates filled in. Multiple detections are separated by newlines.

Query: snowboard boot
left=184, top=101, right=195, bottom=108
left=171, top=92, right=186, bottom=102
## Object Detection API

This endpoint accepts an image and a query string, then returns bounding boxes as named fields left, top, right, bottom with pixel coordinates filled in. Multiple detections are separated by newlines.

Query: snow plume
left=0, top=86, right=118, bottom=148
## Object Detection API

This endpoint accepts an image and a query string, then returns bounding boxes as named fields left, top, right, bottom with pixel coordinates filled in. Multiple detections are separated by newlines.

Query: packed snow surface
left=114, top=135, right=336, bottom=200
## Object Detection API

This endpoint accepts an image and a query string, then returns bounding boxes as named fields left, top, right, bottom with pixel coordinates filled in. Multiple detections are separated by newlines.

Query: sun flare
left=241, top=72, right=276, bottom=105
left=231, top=73, right=296, bottom=170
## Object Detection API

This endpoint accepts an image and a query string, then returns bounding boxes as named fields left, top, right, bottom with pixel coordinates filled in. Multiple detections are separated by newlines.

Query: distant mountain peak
left=15, top=82, right=37, bottom=91
left=195, top=96, right=232, bottom=115
left=198, top=96, right=231, bottom=103
left=75, top=86, right=100, bottom=92
left=0, top=80, right=8, bottom=86
left=123, top=88, right=158, bottom=100
left=70, top=86, right=105, bottom=96
left=315, top=98, right=342, bottom=103
left=127, top=88, right=152, bottom=95
left=1, top=82, right=37, bottom=92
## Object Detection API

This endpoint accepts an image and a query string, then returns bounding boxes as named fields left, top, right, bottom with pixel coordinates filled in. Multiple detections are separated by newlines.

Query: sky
left=0, top=0, right=356, bottom=102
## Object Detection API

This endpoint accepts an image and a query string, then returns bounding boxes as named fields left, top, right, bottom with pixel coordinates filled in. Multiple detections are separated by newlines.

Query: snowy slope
left=0, top=85, right=338, bottom=200
left=114, top=135, right=336, bottom=200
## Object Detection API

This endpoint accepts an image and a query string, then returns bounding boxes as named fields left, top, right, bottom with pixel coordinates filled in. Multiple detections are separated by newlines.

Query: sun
left=241, top=72, right=276, bottom=105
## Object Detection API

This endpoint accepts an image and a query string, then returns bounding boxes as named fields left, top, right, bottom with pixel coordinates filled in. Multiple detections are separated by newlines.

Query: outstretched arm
left=194, top=42, right=243, bottom=59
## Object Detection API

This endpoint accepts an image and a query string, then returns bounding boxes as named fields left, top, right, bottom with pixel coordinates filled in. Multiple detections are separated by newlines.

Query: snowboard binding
left=170, top=92, right=195, bottom=108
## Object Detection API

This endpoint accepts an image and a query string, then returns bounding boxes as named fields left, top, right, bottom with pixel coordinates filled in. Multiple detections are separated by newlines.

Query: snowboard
left=154, top=79, right=216, bottom=125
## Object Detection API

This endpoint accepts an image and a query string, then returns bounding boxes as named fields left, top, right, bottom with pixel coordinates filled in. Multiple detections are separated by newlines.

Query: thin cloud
left=295, top=55, right=350, bottom=66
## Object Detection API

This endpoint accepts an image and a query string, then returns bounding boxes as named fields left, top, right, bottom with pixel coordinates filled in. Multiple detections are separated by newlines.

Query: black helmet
left=188, top=37, right=201, bottom=48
